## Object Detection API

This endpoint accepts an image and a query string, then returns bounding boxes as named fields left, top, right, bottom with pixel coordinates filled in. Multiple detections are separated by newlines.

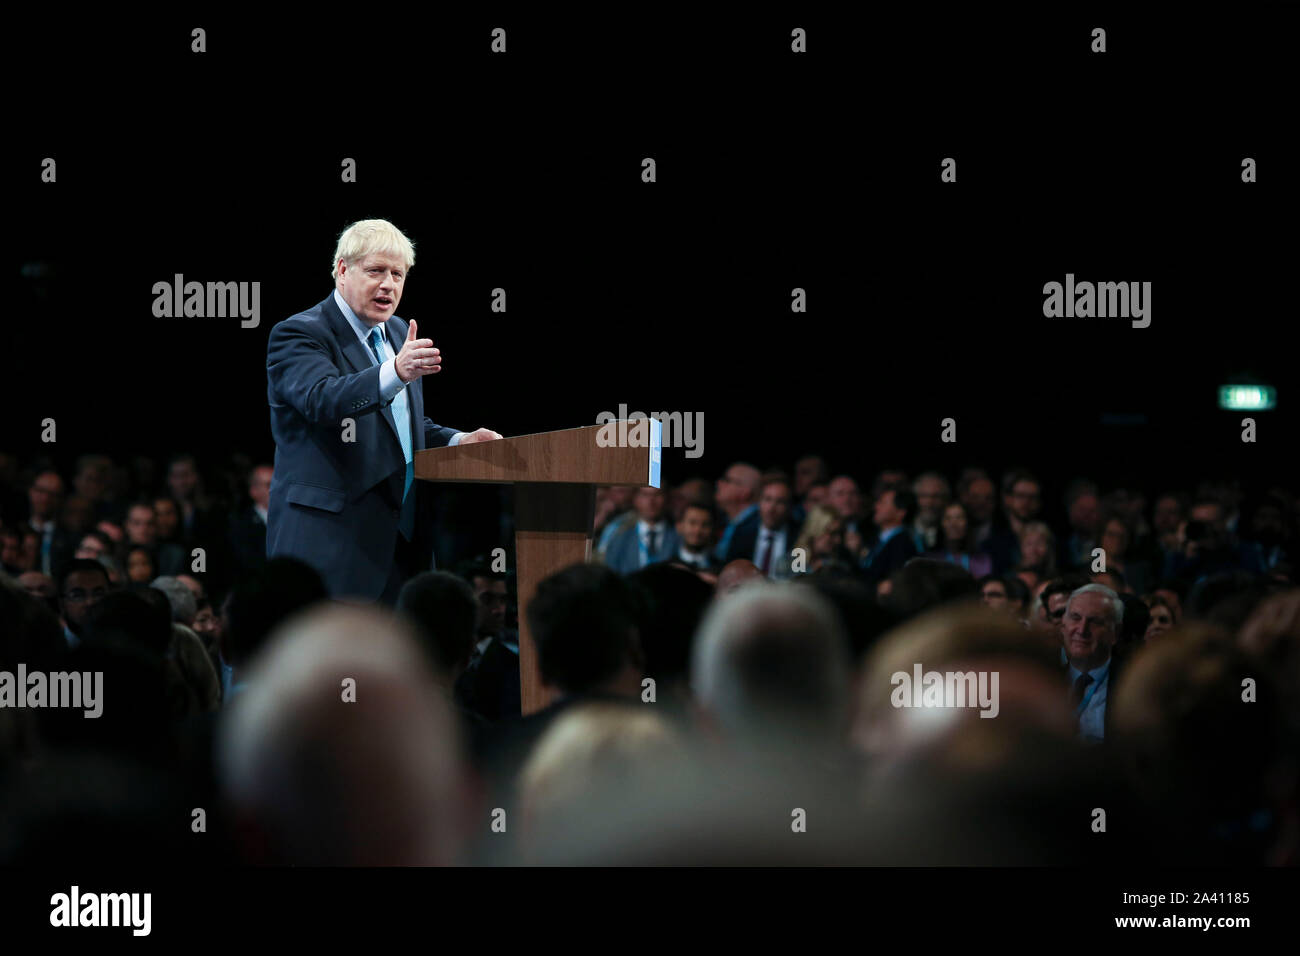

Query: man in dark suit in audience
left=860, top=484, right=919, bottom=586
left=1061, top=583, right=1124, bottom=742
left=453, top=563, right=522, bottom=723
left=24, top=470, right=77, bottom=579
left=673, top=501, right=720, bottom=573
left=724, top=474, right=800, bottom=579
left=229, top=464, right=273, bottom=577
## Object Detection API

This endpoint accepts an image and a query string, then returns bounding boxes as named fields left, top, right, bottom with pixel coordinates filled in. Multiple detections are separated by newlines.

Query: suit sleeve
left=267, top=319, right=384, bottom=425
left=424, top=419, right=461, bottom=448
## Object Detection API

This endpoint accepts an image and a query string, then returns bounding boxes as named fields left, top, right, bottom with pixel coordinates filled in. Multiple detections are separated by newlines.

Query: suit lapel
left=323, top=293, right=374, bottom=376
left=322, top=293, right=403, bottom=450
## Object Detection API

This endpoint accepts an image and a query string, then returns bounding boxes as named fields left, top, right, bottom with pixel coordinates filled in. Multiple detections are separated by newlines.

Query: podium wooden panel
left=415, top=423, right=658, bottom=713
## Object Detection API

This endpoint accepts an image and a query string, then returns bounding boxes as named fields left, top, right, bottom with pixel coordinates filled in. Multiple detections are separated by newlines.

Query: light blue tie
left=369, top=327, right=415, bottom=539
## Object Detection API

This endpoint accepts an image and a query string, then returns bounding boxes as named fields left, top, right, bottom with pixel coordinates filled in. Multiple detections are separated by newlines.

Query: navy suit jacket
left=265, top=293, right=459, bottom=600
left=860, top=528, right=919, bottom=585
left=724, top=519, right=802, bottom=578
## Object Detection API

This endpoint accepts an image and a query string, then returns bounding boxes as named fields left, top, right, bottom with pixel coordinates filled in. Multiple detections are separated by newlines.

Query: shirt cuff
left=379, top=359, right=405, bottom=402
left=449, top=431, right=466, bottom=446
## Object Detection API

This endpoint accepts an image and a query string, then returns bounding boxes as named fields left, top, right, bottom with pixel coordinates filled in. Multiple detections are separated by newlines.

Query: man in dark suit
left=121, top=500, right=187, bottom=577
left=724, top=474, right=800, bottom=579
left=452, top=562, right=522, bottom=724
left=1060, top=583, right=1124, bottom=742
left=976, top=469, right=1041, bottom=574
left=266, top=219, right=501, bottom=604
left=860, top=484, right=919, bottom=586
left=673, top=501, right=720, bottom=573
left=229, top=464, right=273, bottom=577
left=23, top=469, right=77, bottom=579
left=712, top=462, right=762, bottom=563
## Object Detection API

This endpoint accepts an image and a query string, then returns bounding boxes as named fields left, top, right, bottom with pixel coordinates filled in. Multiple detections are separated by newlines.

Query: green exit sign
left=1219, top=385, right=1276, bottom=410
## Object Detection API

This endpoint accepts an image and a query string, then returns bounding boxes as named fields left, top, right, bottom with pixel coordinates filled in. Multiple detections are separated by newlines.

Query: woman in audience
left=1100, top=512, right=1150, bottom=595
left=1016, top=520, right=1058, bottom=581
left=926, top=501, right=992, bottom=578
left=793, top=504, right=851, bottom=574
left=1143, top=593, right=1176, bottom=641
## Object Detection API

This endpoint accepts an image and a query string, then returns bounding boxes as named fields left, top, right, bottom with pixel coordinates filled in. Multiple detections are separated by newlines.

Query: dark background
left=7, top=8, right=1295, bottom=518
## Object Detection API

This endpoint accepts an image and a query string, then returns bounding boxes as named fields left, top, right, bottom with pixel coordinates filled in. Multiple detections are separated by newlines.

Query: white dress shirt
left=677, top=545, right=711, bottom=568
left=753, top=525, right=788, bottom=578
left=1068, top=657, right=1111, bottom=742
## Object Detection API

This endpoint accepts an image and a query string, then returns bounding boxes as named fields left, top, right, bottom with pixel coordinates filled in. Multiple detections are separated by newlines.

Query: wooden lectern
left=414, top=422, right=661, bottom=714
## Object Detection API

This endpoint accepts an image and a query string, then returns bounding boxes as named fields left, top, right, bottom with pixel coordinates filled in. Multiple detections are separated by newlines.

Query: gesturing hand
left=395, top=320, right=442, bottom=382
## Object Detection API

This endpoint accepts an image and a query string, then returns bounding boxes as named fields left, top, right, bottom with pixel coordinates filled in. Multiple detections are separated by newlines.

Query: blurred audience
left=2, top=448, right=1297, bottom=865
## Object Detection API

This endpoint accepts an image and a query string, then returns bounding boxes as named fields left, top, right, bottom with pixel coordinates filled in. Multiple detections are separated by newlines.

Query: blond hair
left=330, top=219, right=415, bottom=279
left=519, top=704, right=682, bottom=848
left=794, top=504, right=842, bottom=556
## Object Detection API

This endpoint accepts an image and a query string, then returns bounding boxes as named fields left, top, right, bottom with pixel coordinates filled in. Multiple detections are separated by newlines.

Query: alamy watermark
left=50, top=886, right=151, bottom=936
left=596, top=404, right=703, bottom=459
left=890, top=663, right=999, bottom=718
left=1043, top=273, right=1150, bottom=328
left=0, top=665, right=102, bottom=718
left=152, top=274, right=260, bottom=328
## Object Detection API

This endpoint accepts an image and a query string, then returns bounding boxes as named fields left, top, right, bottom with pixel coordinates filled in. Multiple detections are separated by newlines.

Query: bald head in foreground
left=692, top=580, right=852, bottom=742
left=217, top=604, right=470, bottom=865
